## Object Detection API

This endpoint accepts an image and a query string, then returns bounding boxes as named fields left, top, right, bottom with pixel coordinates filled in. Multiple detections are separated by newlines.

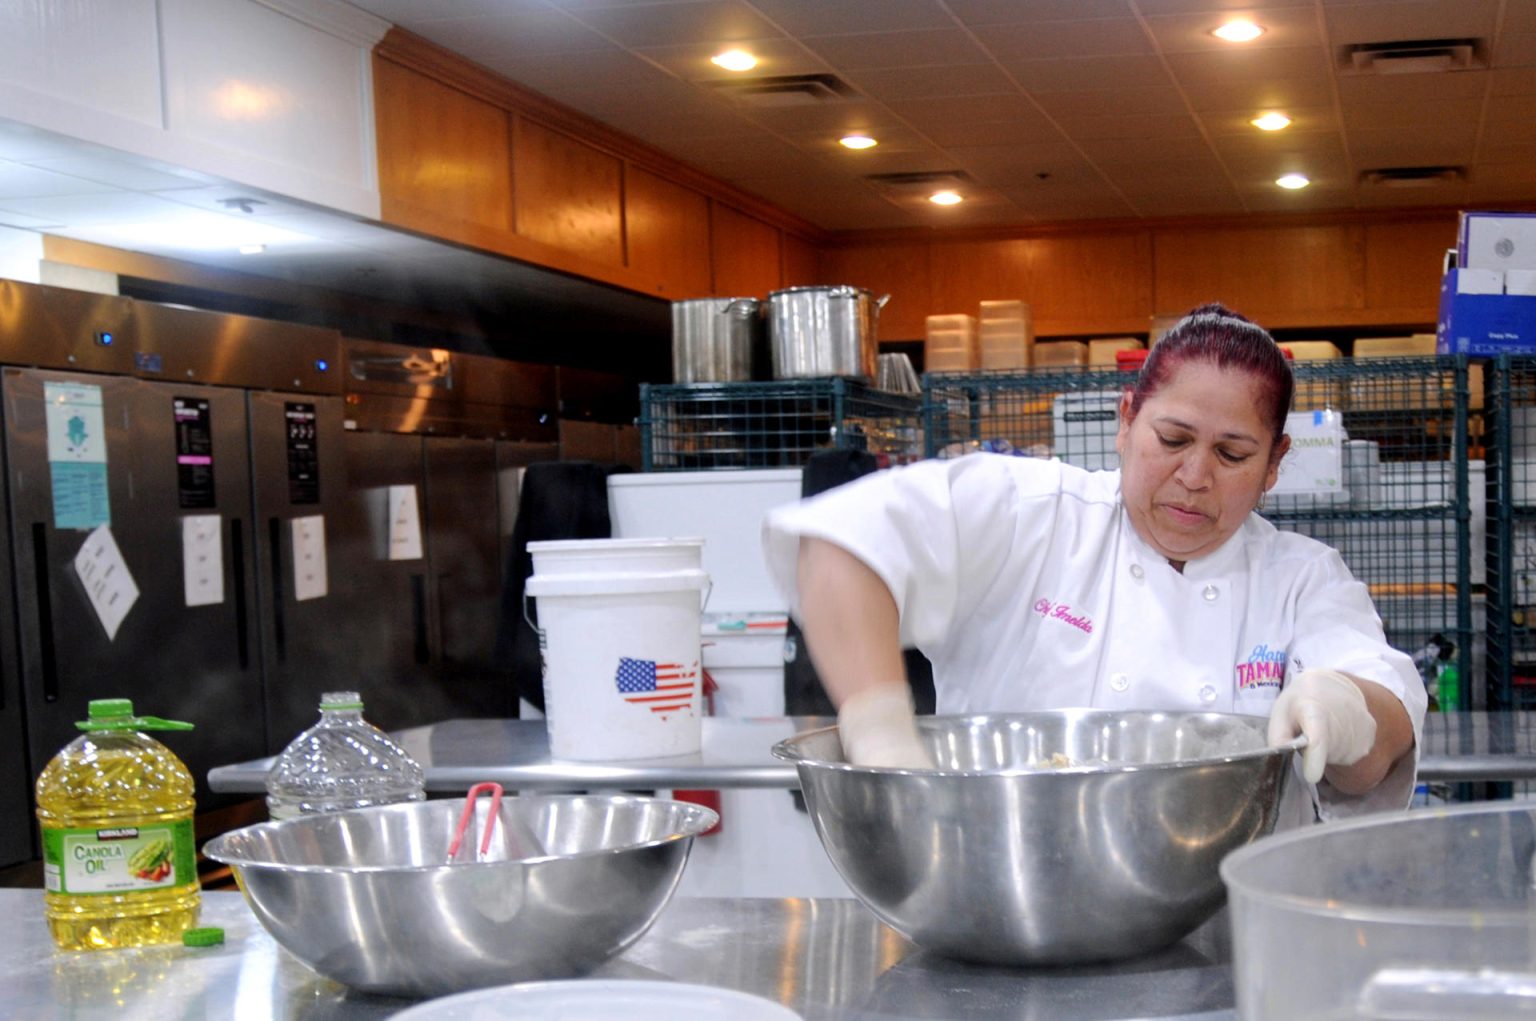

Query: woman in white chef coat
left=763, top=303, right=1424, bottom=822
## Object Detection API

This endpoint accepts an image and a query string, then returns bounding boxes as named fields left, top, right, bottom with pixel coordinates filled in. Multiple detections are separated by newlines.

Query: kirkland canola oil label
left=41, top=821, right=195, bottom=895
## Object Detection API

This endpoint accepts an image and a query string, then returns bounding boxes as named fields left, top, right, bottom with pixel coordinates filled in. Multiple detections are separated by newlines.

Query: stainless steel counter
left=2, top=888, right=1236, bottom=1020
left=207, top=712, right=1536, bottom=794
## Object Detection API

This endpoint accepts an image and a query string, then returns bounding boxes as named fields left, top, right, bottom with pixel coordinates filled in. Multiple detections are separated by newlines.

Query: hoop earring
left=1256, top=491, right=1267, bottom=512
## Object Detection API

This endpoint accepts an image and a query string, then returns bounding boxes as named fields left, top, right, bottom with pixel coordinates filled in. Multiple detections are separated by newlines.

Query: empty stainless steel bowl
left=773, top=710, right=1300, bottom=966
left=203, top=794, right=717, bottom=996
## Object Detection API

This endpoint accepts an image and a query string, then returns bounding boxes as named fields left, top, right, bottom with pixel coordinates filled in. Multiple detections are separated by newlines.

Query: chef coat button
left=1130, top=563, right=1144, bottom=580
left=1198, top=684, right=1217, bottom=703
left=1202, top=584, right=1219, bottom=602
left=1110, top=673, right=1129, bottom=692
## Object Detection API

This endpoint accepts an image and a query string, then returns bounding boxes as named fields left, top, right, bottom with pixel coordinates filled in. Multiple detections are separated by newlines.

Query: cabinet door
left=627, top=165, right=713, bottom=298
left=514, top=117, right=624, bottom=267
left=712, top=204, right=783, bottom=298
left=375, top=58, right=513, bottom=233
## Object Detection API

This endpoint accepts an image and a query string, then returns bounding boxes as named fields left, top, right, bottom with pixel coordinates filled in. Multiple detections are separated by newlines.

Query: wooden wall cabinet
left=712, top=204, right=782, bottom=298
left=625, top=166, right=713, bottom=299
left=513, top=118, right=624, bottom=268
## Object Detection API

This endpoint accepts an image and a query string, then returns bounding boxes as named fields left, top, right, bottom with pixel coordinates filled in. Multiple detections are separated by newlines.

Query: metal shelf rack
left=922, top=356, right=1476, bottom=705
left=638, top=379, right=923, bottom=471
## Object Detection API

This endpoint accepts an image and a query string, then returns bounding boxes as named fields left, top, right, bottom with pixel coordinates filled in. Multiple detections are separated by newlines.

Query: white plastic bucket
left=527, top=537, right=703, bottom=577
left=525, top=543, right=710, bottom=760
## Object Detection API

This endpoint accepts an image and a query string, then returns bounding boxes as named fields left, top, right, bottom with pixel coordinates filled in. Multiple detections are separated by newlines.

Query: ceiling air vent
left=704, top=73, right=857, bottom=107
left=864, top=170, right=973, bottom=192
left=1338, top=38, right=1485, bottom=74
left=1360, top=166, right=1466, bottom=188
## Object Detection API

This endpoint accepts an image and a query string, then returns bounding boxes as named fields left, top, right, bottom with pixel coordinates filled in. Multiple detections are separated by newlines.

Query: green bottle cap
left=77, top=698, right=194, bottom=733
left=182, top=927, right=225, bottom=948
left=320, top=691, right=364, bottom=711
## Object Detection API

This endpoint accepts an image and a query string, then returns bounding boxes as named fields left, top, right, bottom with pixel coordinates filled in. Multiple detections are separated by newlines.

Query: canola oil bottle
left=35, top=699, right=200, bottom=950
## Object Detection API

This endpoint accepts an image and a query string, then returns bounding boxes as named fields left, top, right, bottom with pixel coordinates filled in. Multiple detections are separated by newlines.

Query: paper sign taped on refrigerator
left=387, top=485, right=423, bottom=561
left=73, top=525, right=139, bottom=640
left=181, top=514, right=224, bottom=608
left=291, top=515, right=328, bottom=601
left=44, top=380, right=111, bottom=531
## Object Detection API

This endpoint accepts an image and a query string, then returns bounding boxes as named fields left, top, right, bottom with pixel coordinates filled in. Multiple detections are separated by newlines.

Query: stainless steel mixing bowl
left=203, top=794, right=718, bottom=996
left=773, top=710, right=1301, bottom=966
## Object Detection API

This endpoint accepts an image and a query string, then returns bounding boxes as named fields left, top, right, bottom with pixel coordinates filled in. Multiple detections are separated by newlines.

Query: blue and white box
left=1437, top=268, right=1536, bottom=355
left=1459, top=211, right=1536, bottom=273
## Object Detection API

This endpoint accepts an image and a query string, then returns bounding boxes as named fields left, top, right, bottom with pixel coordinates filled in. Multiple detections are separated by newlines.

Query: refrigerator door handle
left=30, top=523, right=59, bottom=703
left=411, top=573, right=430, bottom=665
left=231, top=517, right=249, bottom=671
left=268, top=517, right=286, bottom=664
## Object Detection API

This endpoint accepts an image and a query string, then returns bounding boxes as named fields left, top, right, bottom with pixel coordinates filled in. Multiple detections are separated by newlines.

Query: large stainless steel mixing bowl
left=203, top=794, right=717, bottom=996
left=773, top=710, right=1300, bottom=966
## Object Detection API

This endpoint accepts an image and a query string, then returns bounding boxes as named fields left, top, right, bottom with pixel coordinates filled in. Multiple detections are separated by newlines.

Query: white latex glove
left=1267, top=668, right=1377, bottom=785
left=837, top=685, right=935, bottom=770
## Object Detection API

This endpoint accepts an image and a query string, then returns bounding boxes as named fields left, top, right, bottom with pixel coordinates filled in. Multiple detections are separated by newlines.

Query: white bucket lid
left=527, top=568, right=710, bottom=597
left=527, top=537, right=704, bottom=555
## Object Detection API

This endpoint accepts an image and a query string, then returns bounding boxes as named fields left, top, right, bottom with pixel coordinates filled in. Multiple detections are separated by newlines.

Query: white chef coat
left=762, top=452, right=1426, bottom=823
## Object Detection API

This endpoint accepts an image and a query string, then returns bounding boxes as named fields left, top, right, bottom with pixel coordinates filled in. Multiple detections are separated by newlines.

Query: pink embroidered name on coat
left=1033, top=598, right=1094, bottom=634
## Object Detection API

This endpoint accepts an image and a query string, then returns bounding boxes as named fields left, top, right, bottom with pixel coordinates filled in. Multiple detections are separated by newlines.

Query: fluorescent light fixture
left=928, top=190, right=963, bottom=205
left=710, top=49, right=758, bottom=72
left=1275, top=173, right=1311, bottom=190
left=1212, top=19, right=1264, bottom=43
left=238, top=244, right=266, bottom=255
left=839, top=134, right=878, bottom=150
left=1251, top=112, right=1291, bottom=131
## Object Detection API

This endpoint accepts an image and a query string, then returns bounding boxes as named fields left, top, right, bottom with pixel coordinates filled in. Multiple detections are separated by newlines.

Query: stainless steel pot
left=671, top=297, right=764, bottom=383
left=767, top=285, right=889, bottom=381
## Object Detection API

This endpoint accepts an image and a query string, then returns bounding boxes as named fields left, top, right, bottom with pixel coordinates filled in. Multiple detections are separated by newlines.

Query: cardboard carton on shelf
left=1087, top=337, right=1142, bottom=366
left=1351, top=333, right=1477, bottom=412
left=1280, top=340, right=1344, bottom=411
left=1032, top=341, right=1089, bottom=368
left=925, top=313, right=978, bottom=373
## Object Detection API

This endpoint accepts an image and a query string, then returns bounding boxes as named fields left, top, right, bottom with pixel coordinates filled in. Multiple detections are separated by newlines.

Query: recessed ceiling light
left=1212, top=19, right=1264, bottom=43
left=929, top=190, right=963, bottom=205
left=1276, top=173, right=1311, bottom=190
left=1251, top=112, right=1291, bottom=131
left=710, top=49, right=758, bottom=72
left=839, top=134, right=878, bottom=150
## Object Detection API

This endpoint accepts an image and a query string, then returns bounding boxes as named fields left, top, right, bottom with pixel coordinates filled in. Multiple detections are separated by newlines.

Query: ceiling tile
left=799, top=28, right=991, bottom=69
left=743, top=100, right=915, bottom=134
left=1164, top=46, right=1330, bottom=85
left=25, top=155, right=209, bottom=193
left=0, top=206, right=65, bottom=229
left=1348, top=127, right=1478, bottom=169
left=1323, top=0, right=1499, bottom=47
left=1493, top=32, right=1536, bottom=67
left=0, top=191, right=217, bottom=224
left=1220, top=148, right=1352, bottom=184
left=1126, top=192, right=1248, bottom=218
left=569, top=1, right=785, bottom=47
left=1031, top=86, right=1192, bottom=120
left=1478, top=137, right=1536, bottom=165
left=743, top=0, right=956, bottom=36
left=946, top=0, right=1133, bottom=26
left=1001, top=192, right=1138, bottom=223
left=404, top=12, right=619, bottom=62
left=348, top=0, right=549, bottom=23
left=1236, top=182, right=1356, bottom=215
left=1491, top=66, right=1536, bottom=94
left=1177, top=76, right=1334, bottom=113
left=1340, top=97, right=1484, bottom=131
left=903, top=116, right=1067, bottom=149
left=1354, top=184, right=1468, bottom=209
left=1002, top=54, right=1173, bottom=92
left=1336, top=70, right=1488, bottom=106
left=495, top=50, right=666, bottom=99
left=1132, top=0, right=1311, bottom=12
left=1208, top=131, right=1347, bottom=169
left=1105, top=159, right=1235, bottom=195
left=1468, top=162, right=1536, bottom=189
left=1482, top=115, right=1536, bottom=147
left=0, top=162, right=120, bottom=200
left=969, top=17, right=1155, bottom=61
left=1074, top=133, right=1219, bottom=167
left=841, top=63, right=1018, bottom=102
left=946, top=141, right=1095, bottom=177
left=1060, top=113, right=1204, bottom=142
left=1141, top=7, right=1322, bottom=53
left=886, top=92, right=1055, bottom=129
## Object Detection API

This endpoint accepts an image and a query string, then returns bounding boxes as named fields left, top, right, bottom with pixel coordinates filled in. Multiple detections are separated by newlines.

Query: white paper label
left=181, top=514, right=224, bottom=607
left=291, top=515, right=328, bottom=601
left=72, top=526, right=139, bottom=640
left=1273, top=410, right=1346, bottom=495
left=387, top=485, right=424, bottom=561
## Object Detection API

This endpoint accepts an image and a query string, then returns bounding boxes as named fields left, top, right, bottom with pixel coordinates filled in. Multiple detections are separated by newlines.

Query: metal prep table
left=207, top=712, right=1536, bottom=794
left=2, top=888, right=1235, bottom=1020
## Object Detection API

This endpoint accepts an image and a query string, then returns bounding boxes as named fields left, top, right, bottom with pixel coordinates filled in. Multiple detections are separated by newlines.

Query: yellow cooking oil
left=35, top=699, right=200, bottom=950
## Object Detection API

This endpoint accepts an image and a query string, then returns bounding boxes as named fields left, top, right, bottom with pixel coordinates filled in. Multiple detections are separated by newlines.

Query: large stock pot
left=767, top=285, right=888, bottom=381
left=671, top=297, right=764, bottom=383
left=1221, top=801, right=1536, bottom=1020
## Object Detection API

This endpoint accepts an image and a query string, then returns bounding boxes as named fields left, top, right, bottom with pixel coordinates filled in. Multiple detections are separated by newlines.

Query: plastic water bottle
left=265, top=692, right=426, bottom=821
left=35, top=699, right=200, bottom=950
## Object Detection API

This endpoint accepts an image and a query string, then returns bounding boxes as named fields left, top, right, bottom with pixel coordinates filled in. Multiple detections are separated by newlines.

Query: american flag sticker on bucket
left=614, top=657, right=698, bottom=717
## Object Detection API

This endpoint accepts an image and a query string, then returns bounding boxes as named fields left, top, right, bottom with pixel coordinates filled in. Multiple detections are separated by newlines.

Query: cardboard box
left=1032, top=341, right=1088, bottom=367
left=1282, top=340, right=1344, bottom=410
left=1437, top=268, right=1536, bottom=355
left=1052, top=391, right=1120, bottom=471
left=1088, top=337, right=1142, bottom=366
left=1352, top=335, right=1437, bottom=358
left=1459, top=211, right=1536, bottom=273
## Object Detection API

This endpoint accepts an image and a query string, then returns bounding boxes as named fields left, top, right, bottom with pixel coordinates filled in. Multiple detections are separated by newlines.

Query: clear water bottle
left=265, top=692, right=426, bottom=821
